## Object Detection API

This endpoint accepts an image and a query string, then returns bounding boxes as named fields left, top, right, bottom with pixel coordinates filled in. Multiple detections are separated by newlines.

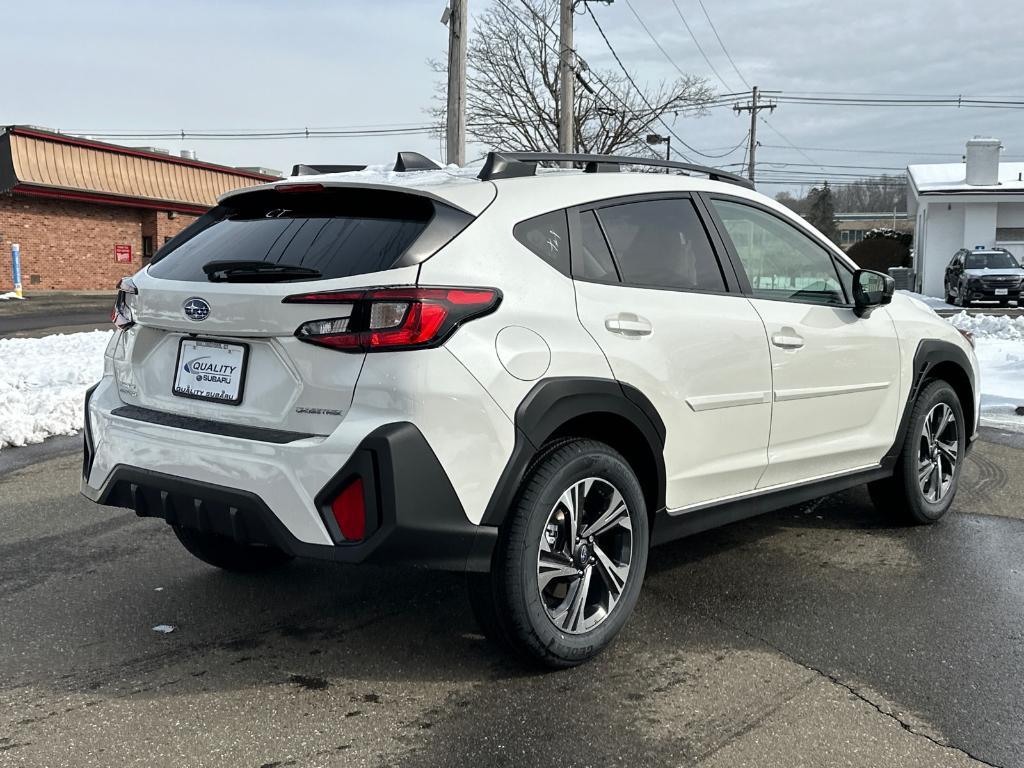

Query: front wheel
left=869, top=380, right=966, bottom=525
left=471, top=439, right=649, bottom=668
left=173, top=526, right=294, bottom=572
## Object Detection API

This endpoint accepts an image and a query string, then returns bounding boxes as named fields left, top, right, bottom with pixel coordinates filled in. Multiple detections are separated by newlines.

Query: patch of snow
left=0, top=330, right=112, bottom=450
left=0, top=291, right=25, bottom=300
left=935, top=311, right=1024, bottom=431
left=151, top=624, right=176, bottom=634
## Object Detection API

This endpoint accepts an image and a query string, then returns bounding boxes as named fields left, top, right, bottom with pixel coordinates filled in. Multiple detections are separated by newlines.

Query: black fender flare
left=481, top=377, right=667, bottom=526
left=882, top=338, right=977, bottom=469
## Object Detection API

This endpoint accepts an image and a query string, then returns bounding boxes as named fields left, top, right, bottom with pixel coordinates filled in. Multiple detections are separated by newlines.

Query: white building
left=907, top=138, right=1024, bottom=297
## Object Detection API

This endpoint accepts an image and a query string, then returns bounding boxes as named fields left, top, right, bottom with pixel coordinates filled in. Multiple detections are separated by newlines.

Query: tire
left=472, top=439, right=650, bottom=668
left=955, top=288, right=968, bottom=308
left=173, top=526, right=294, bottom=572
left=868, top=380, right=966, bottom=525
left=944, top=283, right=955, bottom=305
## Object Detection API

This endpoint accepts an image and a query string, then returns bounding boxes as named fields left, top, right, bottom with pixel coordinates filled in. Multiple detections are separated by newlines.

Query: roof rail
left=476, top=151, right=754, bottom=189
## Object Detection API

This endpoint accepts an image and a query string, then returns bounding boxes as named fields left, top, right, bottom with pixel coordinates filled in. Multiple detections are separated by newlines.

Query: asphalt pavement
left=0, top=293, right=112, bottom=337
left=1, top=431, right=1022, bottom=767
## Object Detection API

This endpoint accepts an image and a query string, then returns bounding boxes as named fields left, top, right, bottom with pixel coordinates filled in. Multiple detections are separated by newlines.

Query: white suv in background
left=82, top=151, right=980, bottom=667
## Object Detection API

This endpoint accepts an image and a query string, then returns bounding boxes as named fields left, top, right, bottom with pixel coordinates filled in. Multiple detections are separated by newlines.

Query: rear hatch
left=115, top=184, right=474, bottom=436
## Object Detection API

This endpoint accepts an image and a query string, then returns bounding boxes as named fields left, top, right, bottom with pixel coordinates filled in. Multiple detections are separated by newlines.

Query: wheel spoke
left=936, top=439, right=958, bottom=464
left=592, top=543, right=629, bottom=606
left=537, top=550, right=578, bottom=591
left=934, top=405, right=954, bottom=442
left=553, top=567, right=592, bottom=632
left=580, top=488, right=628, bottom=539
left=929, top=462, right=942, bottom=501
left=918, top=459, right=934, bottom=485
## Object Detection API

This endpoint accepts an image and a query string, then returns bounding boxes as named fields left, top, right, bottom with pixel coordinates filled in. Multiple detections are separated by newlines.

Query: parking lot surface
left=0, top=433, right=1021, bottom=767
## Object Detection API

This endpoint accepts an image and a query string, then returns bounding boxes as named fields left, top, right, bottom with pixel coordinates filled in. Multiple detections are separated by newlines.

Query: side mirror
left=853, top=269, right=894, bottom=317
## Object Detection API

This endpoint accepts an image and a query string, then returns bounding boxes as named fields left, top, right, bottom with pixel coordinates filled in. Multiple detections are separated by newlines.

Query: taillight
left=331, top=477, right=366, bottom=541
left=111, top=277, right=138, bottom=330
left=285, top=286, right=501, bottom=352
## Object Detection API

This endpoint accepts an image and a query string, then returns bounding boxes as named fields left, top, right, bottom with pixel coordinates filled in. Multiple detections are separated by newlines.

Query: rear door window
left=595, top=198, right=727, bottom=292
left=149, top=188, right=457, bottom=282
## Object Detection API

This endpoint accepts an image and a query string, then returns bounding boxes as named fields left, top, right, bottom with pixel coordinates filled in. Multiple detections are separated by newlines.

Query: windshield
left=964, top=251, right=1020, bottom=270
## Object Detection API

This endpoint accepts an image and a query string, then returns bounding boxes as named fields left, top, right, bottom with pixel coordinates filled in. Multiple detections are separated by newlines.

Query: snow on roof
left=908, top=161, right=1024, bottom=194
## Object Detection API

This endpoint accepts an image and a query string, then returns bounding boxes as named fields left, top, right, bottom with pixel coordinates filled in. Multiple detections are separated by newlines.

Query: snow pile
left=0, top=331, right=112, bottom=450
left=946, top=311, right=1024, bottom=341
left=0, top=292, right=25, bottom=300
left=944, top=311, right=1024, bottom=430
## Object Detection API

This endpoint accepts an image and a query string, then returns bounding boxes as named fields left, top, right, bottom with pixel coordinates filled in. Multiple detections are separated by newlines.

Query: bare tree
left=429, top=0, right=714, bottom=159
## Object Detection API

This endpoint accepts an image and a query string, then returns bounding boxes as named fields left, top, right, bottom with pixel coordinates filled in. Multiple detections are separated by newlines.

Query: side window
left=596, top=199, right=726, bottom=292
left=513, top=210, right=569, bottom=276
left=711, top=199, right=846, bottom=306
left=577, top=210, right=620, bottom=283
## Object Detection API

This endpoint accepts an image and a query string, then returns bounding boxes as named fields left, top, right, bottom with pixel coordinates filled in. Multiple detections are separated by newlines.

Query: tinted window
left=596, top=199, right=726, bottom=292
left=148, top=188, right=439, bottom=282
left=514, top=210, right=569, bottom=275
left=577, top=210, right=619, bottom=282
left=711, top=199, right=846, bottom=305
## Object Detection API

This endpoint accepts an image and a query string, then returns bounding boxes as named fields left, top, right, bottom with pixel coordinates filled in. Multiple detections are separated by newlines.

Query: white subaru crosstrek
left=83, top=151, right=979, bottom=667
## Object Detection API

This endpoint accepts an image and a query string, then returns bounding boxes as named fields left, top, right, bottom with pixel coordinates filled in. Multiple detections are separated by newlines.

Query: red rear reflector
left=331, top=478, right=365, bottom=541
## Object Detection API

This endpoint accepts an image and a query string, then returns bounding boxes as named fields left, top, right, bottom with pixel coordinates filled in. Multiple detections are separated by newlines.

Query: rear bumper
left=81, top=383, right=496, bottom=572
left=964, top=285, right=1021, bottom=302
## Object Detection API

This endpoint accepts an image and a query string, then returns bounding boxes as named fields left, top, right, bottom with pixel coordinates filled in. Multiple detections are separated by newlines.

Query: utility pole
left=558, top=0, right=575, bottom=163
left=443, top=0, right=467, bottom=166
left=733, top=86, right=776, bottom=183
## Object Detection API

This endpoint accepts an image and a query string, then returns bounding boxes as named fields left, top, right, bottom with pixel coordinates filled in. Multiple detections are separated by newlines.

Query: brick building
left=0, top=126, right=278, bottom=292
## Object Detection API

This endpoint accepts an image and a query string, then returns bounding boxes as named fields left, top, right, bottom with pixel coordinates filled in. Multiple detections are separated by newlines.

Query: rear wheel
left=173, top=526, right=294, bottom=572
left=470, top=439, right=649, bottom=668
left=868, top=380, right=965, bottom=525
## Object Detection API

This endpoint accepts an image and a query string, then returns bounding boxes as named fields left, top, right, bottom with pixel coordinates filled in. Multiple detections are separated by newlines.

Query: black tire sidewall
left=501, top=442, right=649, bottom=666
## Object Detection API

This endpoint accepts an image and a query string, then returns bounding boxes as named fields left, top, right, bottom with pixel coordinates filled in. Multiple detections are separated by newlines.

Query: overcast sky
left=3, top=0, right=1022, bottom=194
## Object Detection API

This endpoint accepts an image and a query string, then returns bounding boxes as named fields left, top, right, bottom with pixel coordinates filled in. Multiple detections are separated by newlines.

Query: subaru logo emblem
left=183, top=297, right=211, bottom=322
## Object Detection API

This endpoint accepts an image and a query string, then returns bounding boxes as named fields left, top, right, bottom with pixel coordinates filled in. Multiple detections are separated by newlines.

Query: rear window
left=149, top=188, right=458, bottom=282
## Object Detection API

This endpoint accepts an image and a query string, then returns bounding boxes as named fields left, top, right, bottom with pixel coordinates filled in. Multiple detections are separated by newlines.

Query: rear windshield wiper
left=202, top=260, right=322, bottom=283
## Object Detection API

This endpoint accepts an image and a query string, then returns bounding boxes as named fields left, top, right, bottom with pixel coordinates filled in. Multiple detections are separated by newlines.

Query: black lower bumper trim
left=86, top=422, right=496, bottom=572
left=110, top=405, right=317, bottom=444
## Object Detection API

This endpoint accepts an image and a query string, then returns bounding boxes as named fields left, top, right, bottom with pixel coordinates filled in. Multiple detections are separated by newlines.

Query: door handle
left=771, top=330, right=804, bottom=349
left=605, top=313, right=653, bottom=337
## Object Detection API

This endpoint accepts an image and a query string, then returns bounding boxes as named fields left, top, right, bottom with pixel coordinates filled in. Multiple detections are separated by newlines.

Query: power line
left=666, top=0, right=734, bottom=92
left=696, top=0, right=750, bottom=90
left=501, top=0, right=663, bottom=159
left=581, top=1, right=696, bottom=161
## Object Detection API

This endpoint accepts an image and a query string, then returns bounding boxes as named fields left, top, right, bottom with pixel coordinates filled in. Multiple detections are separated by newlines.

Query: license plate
left=173, top=338, right=248, bottom=404
left=995, top=288, right=1009, bottom=296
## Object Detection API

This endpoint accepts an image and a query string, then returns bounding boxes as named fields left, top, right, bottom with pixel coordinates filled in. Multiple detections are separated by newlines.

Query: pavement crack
left=702, top=611, right=1003, bottom=768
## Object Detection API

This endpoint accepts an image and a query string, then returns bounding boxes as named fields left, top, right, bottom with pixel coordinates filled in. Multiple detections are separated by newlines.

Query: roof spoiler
left=290, top=152, right=442, bottom=178
left=477, top=151, right=754, bottom=189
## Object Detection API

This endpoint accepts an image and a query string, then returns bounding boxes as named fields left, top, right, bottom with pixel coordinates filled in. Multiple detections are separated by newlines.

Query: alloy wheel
left=536, top=477, right=634, bottom=634
left=918, top=402, right=959, bottom=503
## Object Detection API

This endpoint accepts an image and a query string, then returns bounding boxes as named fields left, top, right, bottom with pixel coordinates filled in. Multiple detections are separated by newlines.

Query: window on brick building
left=142, top=236, right=155, bottom=260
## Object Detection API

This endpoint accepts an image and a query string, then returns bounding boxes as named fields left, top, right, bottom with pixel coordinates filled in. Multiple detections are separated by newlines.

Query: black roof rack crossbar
left=477, top=151, right=754, bottom=189
left=393, top=151, right=442, bottom=172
